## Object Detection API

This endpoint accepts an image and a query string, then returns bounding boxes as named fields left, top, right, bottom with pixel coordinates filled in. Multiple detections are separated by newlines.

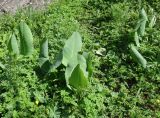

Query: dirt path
left=0, top=0, right=52, bottom=13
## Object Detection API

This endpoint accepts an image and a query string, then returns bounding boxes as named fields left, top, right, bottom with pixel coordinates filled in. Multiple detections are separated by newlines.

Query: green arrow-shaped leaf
left=69, top=64, right=88, bottom=90
left=135, top=8, right=148, bottom=36
left=19, top=21, right=34, bottom=56
left=39, top=38, right=48, bottom=58
left=130, top=44, right=147, bottom=68
left=8, top=33, right=19, bottom=55
left=62, top=32, right=82, bottom=67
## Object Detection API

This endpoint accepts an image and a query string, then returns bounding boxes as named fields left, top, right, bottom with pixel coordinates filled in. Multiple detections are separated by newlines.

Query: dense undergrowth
left=0, top=0, right=160, bottom=117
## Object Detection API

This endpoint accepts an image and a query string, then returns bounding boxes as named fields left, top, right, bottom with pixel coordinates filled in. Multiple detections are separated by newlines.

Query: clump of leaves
left=39, top=32, right=93, bottom=91
left=130, top=8, right=148, bottom=68
left=8, top=21, right=34, bottom=56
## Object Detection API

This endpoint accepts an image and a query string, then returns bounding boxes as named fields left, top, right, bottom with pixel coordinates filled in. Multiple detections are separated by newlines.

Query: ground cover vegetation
left=0, top=0, right=159, bottom=117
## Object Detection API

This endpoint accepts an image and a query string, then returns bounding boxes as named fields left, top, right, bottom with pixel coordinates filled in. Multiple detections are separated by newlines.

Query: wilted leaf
left=130, top=44, right=147, bottom=68
left=69, top=64, right=88, bottom=90
left=19, top=21, right=34, bottom=56
left=8, top=33, right=19, bottom=55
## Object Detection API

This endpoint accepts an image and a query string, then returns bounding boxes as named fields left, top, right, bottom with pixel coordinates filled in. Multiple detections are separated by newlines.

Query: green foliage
left=135, top=8, right=148, bottom=36
left=0, top=0, right=159, bottom=117
left=130, top=44, right=147, bottom=68
left=69, top=64, right=88, bottom=90
left=38, top=31, right=90, bottom=90
left=19, top=21, right=34, bottom=56
left=83, top=52, right=93, bottom=78
left=39, top=38, right=48, bottom=58
left=8, top=33, right=19, bottom=55
left=60, top=32, right=89, bottom=88
left=62, top=32, right=82, bottom=67
left=39, top=38, right=49, bottom=67
left=0, top=62, right=5, bottom=69
left=134, top=32, right=140, bottom=47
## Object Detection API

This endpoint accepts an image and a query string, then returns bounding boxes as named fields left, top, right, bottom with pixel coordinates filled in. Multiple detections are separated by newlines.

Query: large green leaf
left=130, top=44, right=147, bottom=68
left=8, top=33, right=19, bottom=55
left=62, top=32, right=82, bottom=66
left=69, top=64, right=88, bottom=90
left=138, top=20, right=147, bottom=36
left=39, top=38, right=48, bottom=58
left=19, top=21, right=34, bottom=56
left=62, top=32, right=83, bottom=84
left=65, top=57, right=78, bottom=85
left=139, top=8, right=148, bottom=21
left=65, top=54, right=88, bottom=85
left=135, top=8, right=148, bottom=36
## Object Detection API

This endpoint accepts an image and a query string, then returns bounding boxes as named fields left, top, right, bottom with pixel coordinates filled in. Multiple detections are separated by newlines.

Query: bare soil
left=0, top=0, right=52, bottom=13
